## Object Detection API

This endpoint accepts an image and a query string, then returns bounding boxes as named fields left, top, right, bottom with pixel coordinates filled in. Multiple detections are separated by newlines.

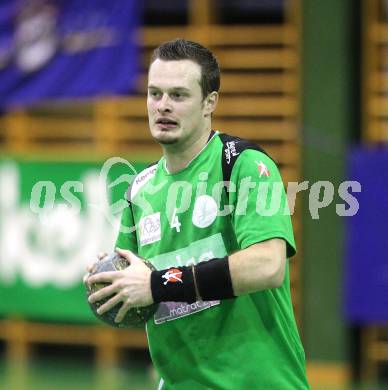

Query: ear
left=203, top=91, right=219, bottom=117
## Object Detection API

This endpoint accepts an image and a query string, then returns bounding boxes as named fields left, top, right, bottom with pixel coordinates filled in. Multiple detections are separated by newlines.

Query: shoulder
left=218, top=133, right=270, bottom=159
left=126, top=161, right=159, bottom=202
left=233, top=148, right=280, bottom=181
left=217, top=132, right=278, bottom=180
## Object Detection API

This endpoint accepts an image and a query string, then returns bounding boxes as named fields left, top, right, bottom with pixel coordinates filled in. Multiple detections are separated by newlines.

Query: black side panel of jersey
left=218, top=133, right=273, bottom=200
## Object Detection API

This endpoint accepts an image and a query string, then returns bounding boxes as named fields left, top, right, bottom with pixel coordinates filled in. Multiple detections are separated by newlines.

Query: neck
left=163, top=127, right=212, bottom=173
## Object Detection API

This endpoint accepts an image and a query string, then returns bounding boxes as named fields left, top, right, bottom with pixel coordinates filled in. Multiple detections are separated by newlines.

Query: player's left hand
left=87, top=247, right=153, bottom=323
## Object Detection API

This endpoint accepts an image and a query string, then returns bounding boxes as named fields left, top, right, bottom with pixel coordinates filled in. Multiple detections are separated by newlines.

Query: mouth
left=155, top=118, right=178, bottom=130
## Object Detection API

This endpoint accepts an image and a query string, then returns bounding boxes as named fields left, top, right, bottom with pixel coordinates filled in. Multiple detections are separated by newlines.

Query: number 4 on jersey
left=170, top=208, right=181, bottom=232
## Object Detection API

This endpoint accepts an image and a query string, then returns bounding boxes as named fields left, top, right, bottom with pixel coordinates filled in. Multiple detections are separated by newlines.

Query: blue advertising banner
left=0, top=0, right=141, bottom=107
left=344, top=148, right=388, bottom=323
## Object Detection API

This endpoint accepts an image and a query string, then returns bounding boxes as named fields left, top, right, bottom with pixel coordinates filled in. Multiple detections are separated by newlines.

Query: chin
left=152, top=129, right=179, bottom=145
left=159, top=138, right=178, bottom=145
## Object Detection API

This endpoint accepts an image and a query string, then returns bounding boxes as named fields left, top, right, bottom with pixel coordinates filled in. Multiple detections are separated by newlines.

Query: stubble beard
left=151, top=127, right=180, bottom=145
left=158, top=137, right=178, bottom=145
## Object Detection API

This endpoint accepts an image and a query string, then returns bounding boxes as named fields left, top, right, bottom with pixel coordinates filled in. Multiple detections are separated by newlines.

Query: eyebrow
left=148, top=85, right=191, bottom=92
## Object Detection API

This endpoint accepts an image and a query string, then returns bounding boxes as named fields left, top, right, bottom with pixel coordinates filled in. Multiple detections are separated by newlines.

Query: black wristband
left=195, top=256, right=235, bottom=300
left=150, top=257, right=235, bottom=304
left=151, top=266, right=197, bottom=304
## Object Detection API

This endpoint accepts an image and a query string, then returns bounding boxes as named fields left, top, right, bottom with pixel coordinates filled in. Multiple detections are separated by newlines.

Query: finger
left=83, top=273, right=90, bottom=285
left=98, top=251, right=108, bottom=260
left=96, top=294, right=122, bottom=315
left=88, top=283, right=117, bottom=303
left=88, top=271, right=119, bottom=285
left=115, top=247, right=138, bottom=263
left=114, top=300, right=131, bottom=323
left=86, top=262, right=95, bottom=273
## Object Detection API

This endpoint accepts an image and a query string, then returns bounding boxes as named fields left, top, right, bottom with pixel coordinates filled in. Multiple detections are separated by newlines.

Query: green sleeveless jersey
left=116, top=132, right=309, bottom=389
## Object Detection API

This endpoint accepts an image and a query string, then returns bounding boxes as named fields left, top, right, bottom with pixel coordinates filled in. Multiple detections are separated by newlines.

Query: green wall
left=301, top=0, right=354, bottom=362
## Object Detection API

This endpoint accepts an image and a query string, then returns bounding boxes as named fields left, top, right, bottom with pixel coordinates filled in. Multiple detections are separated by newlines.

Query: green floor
left=0, top=357, right=387, bottom=390
left=0, top=358, right=156, bottom=390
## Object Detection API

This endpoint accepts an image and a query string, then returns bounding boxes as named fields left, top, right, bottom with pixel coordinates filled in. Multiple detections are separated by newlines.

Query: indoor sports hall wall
left=0, top=1, right=387, bottom=389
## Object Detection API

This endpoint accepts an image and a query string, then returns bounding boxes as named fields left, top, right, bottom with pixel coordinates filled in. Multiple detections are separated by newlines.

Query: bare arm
left=229, top=238, right=286, bottom=296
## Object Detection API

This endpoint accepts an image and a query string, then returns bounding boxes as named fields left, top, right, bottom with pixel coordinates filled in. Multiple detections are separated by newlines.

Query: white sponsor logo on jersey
left=139, top=212, right=161, bottom=246
left=192, top=195, right=218, bottom=228
left=130, top=164, right=158, bottom=200
left=225, top=141, right=239, bottom=164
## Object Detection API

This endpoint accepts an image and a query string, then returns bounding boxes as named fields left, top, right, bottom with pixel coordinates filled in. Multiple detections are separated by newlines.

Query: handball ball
left=86, top=252, right=158, bottom=328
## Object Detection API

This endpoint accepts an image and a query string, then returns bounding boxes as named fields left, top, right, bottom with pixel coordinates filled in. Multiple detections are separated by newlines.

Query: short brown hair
left=150, top=38, right=220, bottom=99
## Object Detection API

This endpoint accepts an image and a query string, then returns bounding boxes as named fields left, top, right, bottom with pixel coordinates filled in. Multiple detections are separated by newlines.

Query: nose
left=157, top=93, right=172, bottom=114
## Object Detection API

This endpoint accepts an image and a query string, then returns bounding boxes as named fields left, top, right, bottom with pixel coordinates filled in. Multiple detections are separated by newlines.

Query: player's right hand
left=83, top=252, right=107, bottom=286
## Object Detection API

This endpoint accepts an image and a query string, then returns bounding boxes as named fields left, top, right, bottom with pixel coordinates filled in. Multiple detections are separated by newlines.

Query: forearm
left=151, top=238, right=287, bottom=304
left=229, top=238, right=286, bottom=296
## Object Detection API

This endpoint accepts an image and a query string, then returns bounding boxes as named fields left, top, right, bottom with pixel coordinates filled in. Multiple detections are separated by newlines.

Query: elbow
left=266, top=257, right=286, bottom=289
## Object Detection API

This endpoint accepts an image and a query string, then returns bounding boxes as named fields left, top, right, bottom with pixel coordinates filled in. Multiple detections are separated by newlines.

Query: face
left=147, top=59, right=214, bottom=147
